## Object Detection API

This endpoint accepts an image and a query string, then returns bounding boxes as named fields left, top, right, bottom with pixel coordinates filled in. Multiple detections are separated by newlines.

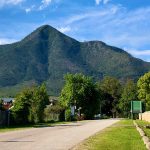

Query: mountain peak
left=22, top=24, right=59, bottom=42
left=22, top=24, right=77, bottom=43
left=0, top=25, right=150, bottom=96
left=37, top=24, right=58, bottom=32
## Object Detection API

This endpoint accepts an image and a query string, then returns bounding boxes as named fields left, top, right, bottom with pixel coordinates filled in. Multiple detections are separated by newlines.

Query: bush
left=65, top=109, right=71, bottom=121
left=101, top=114, right=110, bottom=119
left=11, top=84, right=49, bottom=124
left=65, top=109, right=77, bottom=121
left=44, top=104, right=65, bottom=122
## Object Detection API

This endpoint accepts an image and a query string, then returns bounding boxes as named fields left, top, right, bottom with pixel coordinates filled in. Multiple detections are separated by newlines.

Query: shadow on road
left=34, top=123, right=82, bottom=128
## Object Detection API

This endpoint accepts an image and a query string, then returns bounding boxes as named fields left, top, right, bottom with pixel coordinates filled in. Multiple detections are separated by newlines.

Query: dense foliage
left=119, top=80, right=138, bottom=117
left=3, top=71, right=150, bottom=127
left=11, top=84, right=49, bottom=124
left=137, top=72, right=150, bottom=110
left=100, top=76, right=122, bottom=117
left=60, top=73, right=101, bottom=119
left=44, top=103, right=65, bottom=122
left=0, top=25, right=150, bottom=97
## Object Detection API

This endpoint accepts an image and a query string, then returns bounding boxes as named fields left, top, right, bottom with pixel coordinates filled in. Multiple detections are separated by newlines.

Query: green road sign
left=131, top=101, right=142, bottom=113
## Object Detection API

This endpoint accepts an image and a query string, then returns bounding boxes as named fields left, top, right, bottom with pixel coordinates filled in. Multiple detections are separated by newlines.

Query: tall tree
left=137, top=72, right=150, bottom=110
left=29, top=83, right=49, bottom=123
left=119, top=80, right=138, bottom=117
left=12, top=84, right=49, bottom=124
left=100, top=76, right=122, bottom=117
left=11, top=88, right=33, bottom=124
left=60, top=73, right=101, bottom=119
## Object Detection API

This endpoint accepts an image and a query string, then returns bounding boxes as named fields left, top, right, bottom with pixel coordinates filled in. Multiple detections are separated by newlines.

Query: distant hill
left=0, top=25, right=150, bottom=96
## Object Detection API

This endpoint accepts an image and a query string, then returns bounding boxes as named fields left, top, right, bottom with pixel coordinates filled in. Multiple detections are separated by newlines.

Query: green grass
left=0, top=124, right=33, bottom=133
left=136, top=120, right=150, bottom=138
left=75, top=120, right=146, bottom=150
left=0, top=121, right=75, bottom=133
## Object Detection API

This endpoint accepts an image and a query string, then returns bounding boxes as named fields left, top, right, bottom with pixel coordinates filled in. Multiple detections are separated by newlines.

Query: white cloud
left=25, top=8, right=31, bottom=13
left=124, top=48, right=150, bottom=62
left=125, top=49, right=150, bottom=56
left=6, top=0, right=23, bottom=5
left=0, top=0, right=24, bottom=7
left=0, top=38, right=17, bottom=45
left=57, top=5, right=150, bottom=62
left=66, top=6, right=118, bottom=24
left=57, top=26, right=71, bottom=33
left=103, top=0, right=110, bottom=4
left=66, top=14, right=89, bottom=24
left=102, top=33, right=150, bottom=51
left=39, top=0, right=52, bottom=10
left=95, top=0, right=102, bottom=5
left=95, top=0, right=110, bottom=5
left=25, top=5, right=35, bottom=13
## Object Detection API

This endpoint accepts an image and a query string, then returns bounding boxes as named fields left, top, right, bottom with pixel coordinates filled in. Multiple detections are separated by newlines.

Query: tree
left=60, top=73, right=101, bottom=119
left=29, top=83, right=49, bottom=123
left=119, top=80, right=138, bottom=117
left=100, top=76, right=122, bottom=117
left=11, top=88, right=33, bottom=124
left=11, top=84, right=49, bottom=124
left=137, top=72, right=150, bottom=110
left=44, top=103, right=65, bottom=122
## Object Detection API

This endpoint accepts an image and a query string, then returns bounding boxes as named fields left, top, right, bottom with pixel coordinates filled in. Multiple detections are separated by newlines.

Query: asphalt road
left=0, top=119, right=119, bottom=150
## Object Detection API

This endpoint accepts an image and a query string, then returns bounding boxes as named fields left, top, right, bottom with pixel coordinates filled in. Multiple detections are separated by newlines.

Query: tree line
left=1, top=72, right=150, bottom=125
left=60, top=73, right=138, bottom=119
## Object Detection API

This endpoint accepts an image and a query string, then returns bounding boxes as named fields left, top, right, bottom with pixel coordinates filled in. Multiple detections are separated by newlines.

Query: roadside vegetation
left=74, top=120, right=146, bottom=150
left=136, top=120, right=150, bottom=138
left=0, top=121, right=75, bottom=133
left=0, top=124, right=34, bottom=133
left=1, top=72, right=150, bottom=128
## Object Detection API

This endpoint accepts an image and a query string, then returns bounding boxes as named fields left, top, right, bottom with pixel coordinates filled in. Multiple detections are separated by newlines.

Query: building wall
left=139, top=111, right=150, bottom=122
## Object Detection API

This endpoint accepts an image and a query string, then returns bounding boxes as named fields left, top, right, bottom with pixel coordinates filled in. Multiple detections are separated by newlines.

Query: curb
left=134, top=121, right=150, bottom=150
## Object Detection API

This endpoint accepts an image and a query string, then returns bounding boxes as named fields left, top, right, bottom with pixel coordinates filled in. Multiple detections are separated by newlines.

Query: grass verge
left=74, top=120, right=146, bottom=150
left=136, top=120, right=150, bottom=138
left=0, top=121, right=75, bottom=133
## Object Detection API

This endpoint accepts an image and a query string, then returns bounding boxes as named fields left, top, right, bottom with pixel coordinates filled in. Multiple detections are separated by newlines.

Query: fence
left=0, top=110, right=9, bottom=126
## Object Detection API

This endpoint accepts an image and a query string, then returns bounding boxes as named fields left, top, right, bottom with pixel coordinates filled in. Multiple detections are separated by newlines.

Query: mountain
left=0, top=25, right=150, bottom=96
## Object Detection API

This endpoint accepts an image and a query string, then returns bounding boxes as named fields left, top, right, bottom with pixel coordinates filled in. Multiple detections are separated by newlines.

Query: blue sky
left=0, top=0, right=150, bottom=61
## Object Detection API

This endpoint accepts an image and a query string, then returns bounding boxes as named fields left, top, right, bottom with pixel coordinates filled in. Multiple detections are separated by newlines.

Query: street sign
left=71, top=106, right=75, bottom=116
left=131, top=101, right=142, bottom=113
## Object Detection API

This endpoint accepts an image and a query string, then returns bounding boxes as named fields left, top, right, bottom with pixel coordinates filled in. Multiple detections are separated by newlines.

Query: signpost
left=71, top=106, right=75, bottom=116
left=131, top=101, right=142, bottom=119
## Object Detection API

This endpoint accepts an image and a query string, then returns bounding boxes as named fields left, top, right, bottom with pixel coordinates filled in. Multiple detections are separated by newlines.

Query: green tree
left=44, top=103, right=65, bottom=122
left=11, top=88, right=33, bottom=124
left=137, top=72, right=150, bottom=110
left=29, top=84, right=49, bottom=123
left=12, top=84, right=49, bottom=124
left=119, top=80, right=138, bottom=117
left=60, top=73, right=100, bottom=119
left=100, top=76, right=122, bottom=117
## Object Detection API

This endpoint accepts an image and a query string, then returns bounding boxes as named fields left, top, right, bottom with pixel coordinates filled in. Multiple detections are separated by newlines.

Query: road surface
left=0, top=119, right=119, bottom=150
